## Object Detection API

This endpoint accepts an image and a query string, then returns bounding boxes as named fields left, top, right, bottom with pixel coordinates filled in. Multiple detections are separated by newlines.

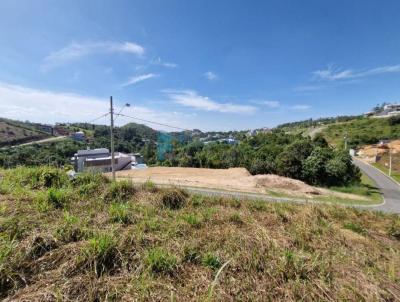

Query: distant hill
left=320, top=116, right=400, bottom=148
left=0, top=118, right=51, bottom=147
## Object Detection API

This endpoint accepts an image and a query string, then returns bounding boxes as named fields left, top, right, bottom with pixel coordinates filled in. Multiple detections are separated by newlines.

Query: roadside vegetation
left=321, top=116, right=400, bottom=148
left=160, top=132, right=361, bottom=187
left=0, top=166, right=399, bottom=301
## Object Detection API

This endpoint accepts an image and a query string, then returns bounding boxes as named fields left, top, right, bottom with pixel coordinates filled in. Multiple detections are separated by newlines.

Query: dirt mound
left=253, top=174, right=320, bottom=195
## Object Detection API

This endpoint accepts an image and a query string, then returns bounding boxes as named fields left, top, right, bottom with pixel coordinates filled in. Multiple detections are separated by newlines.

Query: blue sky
left=0, top=0, right=400, bottom=131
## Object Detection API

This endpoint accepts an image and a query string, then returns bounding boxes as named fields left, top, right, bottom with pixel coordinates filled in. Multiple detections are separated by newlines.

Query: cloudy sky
left=0, top=0, right=400, bottom=131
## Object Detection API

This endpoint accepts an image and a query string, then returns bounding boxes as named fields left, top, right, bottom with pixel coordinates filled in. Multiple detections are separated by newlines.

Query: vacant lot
left=0, top=166, right=399, bottom=301
left=113, top=167, right=378, bottom=203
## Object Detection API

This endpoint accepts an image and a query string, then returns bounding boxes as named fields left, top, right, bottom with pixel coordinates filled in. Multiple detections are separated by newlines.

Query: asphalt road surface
left=353, top=158, right=400, bottom=213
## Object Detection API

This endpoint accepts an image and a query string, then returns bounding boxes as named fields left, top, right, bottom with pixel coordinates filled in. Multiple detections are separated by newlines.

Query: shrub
left=202, top=253, right=221, bottom=270
left=103, top=180, right=136, bottom=203
left=82, top=233, right=119, bottom=277
left=159, top=188, right=188, bottom=209
left=190, top=195, right=204, bottom=207
left=146, top=248, right=178, bottom=275
left=108, top=203, right=131, bottom=224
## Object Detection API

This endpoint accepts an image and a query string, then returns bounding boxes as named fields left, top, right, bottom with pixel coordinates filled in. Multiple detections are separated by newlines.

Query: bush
left=159, top=188, right=188, bottom=209
left=146, top=248, right=178, bottom=275
left=103, top=180, right=136, bottom=203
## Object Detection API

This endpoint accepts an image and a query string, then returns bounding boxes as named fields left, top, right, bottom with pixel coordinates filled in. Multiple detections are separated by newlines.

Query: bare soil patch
left=112, top=167, right=367, bottom=201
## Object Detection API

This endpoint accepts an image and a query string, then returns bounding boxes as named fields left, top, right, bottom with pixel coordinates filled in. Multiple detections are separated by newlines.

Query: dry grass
left=0, top=167, right=400, bottom=301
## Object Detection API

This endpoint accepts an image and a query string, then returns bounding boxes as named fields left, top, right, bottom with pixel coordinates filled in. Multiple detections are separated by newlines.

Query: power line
left=86, top=112, right=109, bottom=124
left=116, top=113, right=191, bottom=132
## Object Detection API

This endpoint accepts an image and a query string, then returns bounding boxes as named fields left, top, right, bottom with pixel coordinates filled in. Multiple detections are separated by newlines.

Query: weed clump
left=103, top=181, right=136, bottom=203
left=142, top=179, right=158, bottom=192
left=47, top=188, right=70, bottom=209
left=108, top=203, right=131, bottom=224
left=202, top=253, right=221, bottom=270
left=343, top=222, right=367, bottom=235
left=56, top=212, right=87, bottom=242
left=146, top=247, right=178, bottom=275
left=82, top=233, right=119, bottom=277
left=159, top=188, right=188, bottom=209
left=72, top=172, right=109, bottom=196
left=182, top=213, right=202, bottom=228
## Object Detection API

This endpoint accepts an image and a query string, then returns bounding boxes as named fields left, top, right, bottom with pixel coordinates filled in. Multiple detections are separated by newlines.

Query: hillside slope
left=0, top=118, right=50, bottom=147
left=321, top=117, right=400, bottom=148
left=0, top=167, right=399, bottom=301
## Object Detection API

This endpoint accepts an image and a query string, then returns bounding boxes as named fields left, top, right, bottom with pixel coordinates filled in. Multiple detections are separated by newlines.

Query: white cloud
left=0, top=82, right=188, bottom=130
left=204, top=71, right=218, bottom=81
left=42, top=41, right=145, bottom=70
left=313, top=64, right=400, bottom=81
left=166, top=90, right=256, bottom=114
left=290, top=104, right=311, bottom=111
left=152, top=57, right=178, bottom=68
left=121, top=73, right=159, bottom=87
left=257, top=100, right=280, bottom=108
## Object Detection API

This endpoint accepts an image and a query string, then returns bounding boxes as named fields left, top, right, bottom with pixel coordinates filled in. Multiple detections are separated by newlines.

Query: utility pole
left=344, top=134, right=348, bottom=151
left=389, top=145, right=392, bottom=177
left=110, top=96, right=116, bottom=181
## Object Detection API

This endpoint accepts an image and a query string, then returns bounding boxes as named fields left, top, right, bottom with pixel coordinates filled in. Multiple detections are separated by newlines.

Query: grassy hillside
left=0, top=167, right=399, bottom=301
left=0, top=119, right=49, bottom=147
left=321, top=117, right=400, bottom=148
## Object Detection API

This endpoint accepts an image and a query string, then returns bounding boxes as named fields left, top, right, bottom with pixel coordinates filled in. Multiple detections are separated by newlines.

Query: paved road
left=353, top=158, right=400, bottom=213
left=0, top=136, right=67, bottom=149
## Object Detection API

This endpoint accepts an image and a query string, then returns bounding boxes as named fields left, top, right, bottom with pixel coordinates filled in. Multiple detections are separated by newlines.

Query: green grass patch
left=145, top=247, right=178, bottom=275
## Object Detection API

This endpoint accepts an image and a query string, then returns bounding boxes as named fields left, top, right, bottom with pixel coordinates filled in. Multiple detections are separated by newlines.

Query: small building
left=34, top=123, right=54, bottom=135
left=71, top=148, right=132, bottom=173
left=72, top=131, right=85, bottom=141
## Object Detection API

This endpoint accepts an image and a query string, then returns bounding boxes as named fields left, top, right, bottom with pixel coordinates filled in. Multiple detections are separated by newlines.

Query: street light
left=110, top=98, right=130, bottom=181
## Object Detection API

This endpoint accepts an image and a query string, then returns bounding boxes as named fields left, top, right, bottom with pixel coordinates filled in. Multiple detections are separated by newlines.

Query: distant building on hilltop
left=366, top=103, right=400, bottom=118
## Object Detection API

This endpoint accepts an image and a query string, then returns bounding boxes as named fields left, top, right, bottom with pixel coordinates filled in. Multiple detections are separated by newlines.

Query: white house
left=72, top=148, right=132, bottom=173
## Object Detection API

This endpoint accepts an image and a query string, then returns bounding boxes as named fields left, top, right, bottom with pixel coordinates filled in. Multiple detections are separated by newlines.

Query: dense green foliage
left=161, top=132, right=360, bottom=187
left=0, top=140, right=85, bottom=168
left=321, top=117, right=400, bottom=148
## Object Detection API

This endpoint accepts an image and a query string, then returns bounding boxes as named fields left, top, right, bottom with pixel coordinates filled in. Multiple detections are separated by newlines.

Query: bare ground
left=112, top=167, right=369, bottom=201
